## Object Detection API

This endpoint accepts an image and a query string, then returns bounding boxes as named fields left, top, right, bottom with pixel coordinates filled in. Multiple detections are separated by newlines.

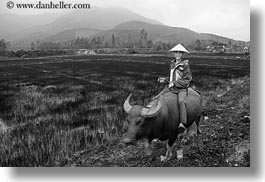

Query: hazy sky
left=0, top=0, right=250, bottom=41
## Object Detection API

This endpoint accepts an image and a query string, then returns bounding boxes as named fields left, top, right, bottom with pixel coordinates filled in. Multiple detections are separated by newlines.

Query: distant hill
left=20, top=7, right=162, bottom=36
left=0, top=12, right=66, bottom=41
left=6, top=7, right=163, bottom=49
left=93, top=21, right=243, bottom=45
left=44, top=28, right=100, bottom=43
left=3, top=8, right=249, bottom=50
left=95, top=21, right=197, bottom=44
left=11, top=28, right=100, bottom=49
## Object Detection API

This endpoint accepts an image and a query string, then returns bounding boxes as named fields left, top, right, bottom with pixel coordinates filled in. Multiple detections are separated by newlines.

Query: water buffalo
left=123, top=88, right=203, bottom=161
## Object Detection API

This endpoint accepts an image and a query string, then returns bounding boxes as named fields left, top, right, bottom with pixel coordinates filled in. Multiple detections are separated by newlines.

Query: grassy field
left=0, top=54, right=250, bottom=166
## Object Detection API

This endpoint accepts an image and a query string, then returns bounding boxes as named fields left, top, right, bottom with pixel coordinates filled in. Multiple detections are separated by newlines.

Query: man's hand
left=157, top=77, right=166, bottom=83
left=168, top=82, right=174, bottom=88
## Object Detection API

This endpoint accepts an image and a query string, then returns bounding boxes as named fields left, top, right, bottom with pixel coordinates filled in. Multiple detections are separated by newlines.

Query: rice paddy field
left=0, top=54, right=250, bottom=167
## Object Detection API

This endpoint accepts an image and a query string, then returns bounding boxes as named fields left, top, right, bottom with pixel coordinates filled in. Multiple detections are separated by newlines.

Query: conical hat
left=169, top=44, right=189, bottom=53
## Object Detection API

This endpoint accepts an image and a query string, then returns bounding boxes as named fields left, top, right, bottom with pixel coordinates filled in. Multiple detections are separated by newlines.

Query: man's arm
left=171, top=63, right=192, bottom=88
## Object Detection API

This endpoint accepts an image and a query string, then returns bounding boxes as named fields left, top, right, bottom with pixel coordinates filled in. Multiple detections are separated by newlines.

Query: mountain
left=0, top=12, right=67, bottom=40
left=5, top=7, right=163, bottom=49
left=44, top=28, right=100, bottom=43
left=10, top=28, right=101, bottom=49
left=2, top=8, right=248, bottom=50
left=45, top=7, right=163, bottom=32
left=11, top=32, right=46, bottom=50
left=92, top=21, right=240, bottom=45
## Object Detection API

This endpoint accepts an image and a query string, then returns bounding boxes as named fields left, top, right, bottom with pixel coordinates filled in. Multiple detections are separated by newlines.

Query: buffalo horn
left=141, top=101, right=161, bottom=118
left=123, top=93, right=133, bottom=113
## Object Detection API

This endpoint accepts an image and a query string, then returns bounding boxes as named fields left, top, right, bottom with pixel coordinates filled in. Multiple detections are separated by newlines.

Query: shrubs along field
left=0, top=55, right=250, bottom=166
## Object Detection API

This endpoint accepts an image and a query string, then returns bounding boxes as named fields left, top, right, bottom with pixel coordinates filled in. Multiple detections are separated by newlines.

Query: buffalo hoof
left=160, top=155, right=170, bottom=162
left=146, top=150, right=153, bottom=156
left=149, top=154, right=156, bottom=161
left=160, top=155, right=167, bottom=162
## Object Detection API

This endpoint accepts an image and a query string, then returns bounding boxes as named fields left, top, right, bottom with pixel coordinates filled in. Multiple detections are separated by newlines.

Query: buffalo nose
left=122, top=137, right=131, bottom=143
left=122, top=136, right=136, bottom=146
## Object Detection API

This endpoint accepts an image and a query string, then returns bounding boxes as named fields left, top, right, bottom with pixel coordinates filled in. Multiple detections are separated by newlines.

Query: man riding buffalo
left=157, top=44, right=192, bottom=135
left=123, top=44, right=203, bottom=161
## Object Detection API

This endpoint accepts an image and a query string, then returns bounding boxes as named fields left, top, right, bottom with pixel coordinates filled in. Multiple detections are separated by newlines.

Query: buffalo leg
left=195, top=115, right=202, bottom=134
left=181, top=126, right=190, bottom=144
left=160, top=138, right=176, bottom=161
left=145, top=139, right=153, bottom=156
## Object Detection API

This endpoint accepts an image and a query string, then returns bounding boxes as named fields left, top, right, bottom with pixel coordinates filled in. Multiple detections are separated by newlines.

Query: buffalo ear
left=141, top=101, right=161, bottom=118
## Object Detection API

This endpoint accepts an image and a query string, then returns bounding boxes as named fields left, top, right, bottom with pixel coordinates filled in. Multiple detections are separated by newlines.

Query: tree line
left=1, top=28, right=249, bottom=54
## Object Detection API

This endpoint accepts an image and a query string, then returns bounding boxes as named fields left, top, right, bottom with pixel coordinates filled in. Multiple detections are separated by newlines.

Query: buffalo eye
left=135, top=119, right=144, bottom=126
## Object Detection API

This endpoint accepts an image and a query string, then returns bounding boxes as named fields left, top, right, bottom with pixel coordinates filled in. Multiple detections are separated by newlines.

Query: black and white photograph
left=0, top=0, right=251, bottom=168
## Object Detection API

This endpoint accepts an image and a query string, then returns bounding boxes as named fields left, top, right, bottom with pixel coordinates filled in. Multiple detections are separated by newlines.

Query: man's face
left=173, top=51, right=183, bottom=60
